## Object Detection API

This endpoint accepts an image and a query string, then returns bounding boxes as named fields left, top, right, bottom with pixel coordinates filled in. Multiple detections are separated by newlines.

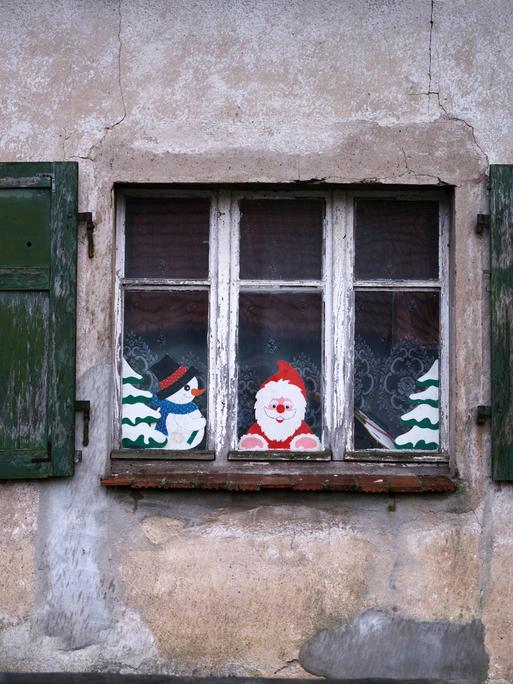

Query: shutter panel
left=0, top=163, right=77, bottom=478
left=491, top=164, right=513, bottom=480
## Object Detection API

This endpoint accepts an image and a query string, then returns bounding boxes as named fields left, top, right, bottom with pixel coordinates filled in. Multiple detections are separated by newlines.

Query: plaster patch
left=34, top=361, right=114, bottom=650
left=389, top=521, right=480, bottom=621
left=95, top=118, right=485, bottom=187
left=299, top=608, right=488, bottom=680
left=0, top=484, right=38, bottom=625
left=141, top=517, right=186, bottom=545
left=0, top=607, right=157, bottom=673
left=482, top=493, right=513, bottom=681
left=121, top=508, right=377, bottom=676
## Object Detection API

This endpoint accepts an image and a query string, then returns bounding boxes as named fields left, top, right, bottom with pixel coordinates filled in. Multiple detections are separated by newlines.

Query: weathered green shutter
left=490, top=164, right=513, bottom=480
left=0, top=163, right=77, bottom=478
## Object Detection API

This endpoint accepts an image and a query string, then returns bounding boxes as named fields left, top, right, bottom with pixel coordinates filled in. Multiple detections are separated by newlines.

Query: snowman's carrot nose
left=191, top=388, right=206, bottom=397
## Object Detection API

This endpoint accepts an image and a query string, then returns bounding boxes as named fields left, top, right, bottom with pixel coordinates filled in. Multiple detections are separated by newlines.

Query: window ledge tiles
left=101, top=471, right=456, bottom=493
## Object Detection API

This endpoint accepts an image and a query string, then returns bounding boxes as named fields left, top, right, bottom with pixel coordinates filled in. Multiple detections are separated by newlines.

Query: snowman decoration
left=239, top=360, right=320, bottom=450
left=149, top=355, right=206, bottom=450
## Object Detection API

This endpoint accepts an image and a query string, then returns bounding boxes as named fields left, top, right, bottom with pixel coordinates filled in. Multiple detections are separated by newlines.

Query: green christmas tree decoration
left=121, top=358, right=167, bottom=448
left=394, top=360, right=439, bottom=450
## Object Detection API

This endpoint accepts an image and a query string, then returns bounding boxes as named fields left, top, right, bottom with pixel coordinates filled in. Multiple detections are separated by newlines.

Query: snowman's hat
left=151, top=355, right=199, bottom=400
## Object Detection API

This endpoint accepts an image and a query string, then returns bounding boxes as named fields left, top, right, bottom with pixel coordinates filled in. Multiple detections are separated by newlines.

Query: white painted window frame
left=114, top=187, right=450, bottom=466
left=342, top=190, right=450, bottom=463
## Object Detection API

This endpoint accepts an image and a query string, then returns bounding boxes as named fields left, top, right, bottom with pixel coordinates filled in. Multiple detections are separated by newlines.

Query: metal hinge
left=75, top=400, right=91, bottom=446
left=476, top=405, right=492, bottom=424
left=77, top=212, right=95, bottom=258
left=476, top=214, right=490, bottom=235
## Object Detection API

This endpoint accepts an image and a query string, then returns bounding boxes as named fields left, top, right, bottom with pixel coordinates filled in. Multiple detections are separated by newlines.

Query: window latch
left=476, top=214, right=490, bottom=235
left=477, top=405, right=492, bottom=424
left=75, top=400, right=91, bottom=446
left=77, top=212, right=95, bottom=258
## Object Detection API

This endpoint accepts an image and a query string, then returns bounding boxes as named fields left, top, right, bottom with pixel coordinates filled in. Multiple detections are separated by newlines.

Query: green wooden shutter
left=0, top=162, right=77, bottom=478
left=491, top=164, right=513, bottom=480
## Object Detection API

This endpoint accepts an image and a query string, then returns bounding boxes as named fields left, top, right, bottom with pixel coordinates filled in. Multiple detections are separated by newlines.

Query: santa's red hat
left=260, top=361, right=306, bottom=398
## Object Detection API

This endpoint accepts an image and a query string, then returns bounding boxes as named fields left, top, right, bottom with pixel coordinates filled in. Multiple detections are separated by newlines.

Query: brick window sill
left=101, top=471, right=456, bottom=493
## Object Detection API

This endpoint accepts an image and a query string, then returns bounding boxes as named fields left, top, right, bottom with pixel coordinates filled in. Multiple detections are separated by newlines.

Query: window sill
left=104, top=449, right=456, bottom=493
left=101, top=468, right=456, bottom=494
left=111, top=449, right=215, bottom=461
left=228, top=450, right=332, bottom=461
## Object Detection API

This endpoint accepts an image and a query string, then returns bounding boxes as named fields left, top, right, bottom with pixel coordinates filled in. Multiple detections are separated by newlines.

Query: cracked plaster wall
left=0, top=0, right=512, bottom=680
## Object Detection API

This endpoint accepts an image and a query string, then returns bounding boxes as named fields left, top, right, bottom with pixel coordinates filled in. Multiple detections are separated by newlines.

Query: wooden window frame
left=343, top=190, right=451, bottom=463
left=107, top=186, right=452, bottom=488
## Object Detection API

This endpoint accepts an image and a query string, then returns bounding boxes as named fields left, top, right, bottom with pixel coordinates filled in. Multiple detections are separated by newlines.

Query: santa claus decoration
left=239, top=360, right=321, bottom=451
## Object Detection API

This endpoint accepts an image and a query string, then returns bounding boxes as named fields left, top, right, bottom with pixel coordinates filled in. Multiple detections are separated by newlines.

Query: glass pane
left=355, top=200, right=439, bottom=280
left=354, top=291, right=440, bottom=451
left=238, top=292, right=322, bottom=450
left=239, top=199, right=323, bottom=280
left=125, top=198, right=210, bottom=279
left=122, top=291, right=208, bottom=450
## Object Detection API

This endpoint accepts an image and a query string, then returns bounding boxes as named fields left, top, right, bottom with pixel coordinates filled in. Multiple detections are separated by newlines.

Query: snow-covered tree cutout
left=394, top=359, right=439, bottom=450
left=121, top=358, right=167, bottom=448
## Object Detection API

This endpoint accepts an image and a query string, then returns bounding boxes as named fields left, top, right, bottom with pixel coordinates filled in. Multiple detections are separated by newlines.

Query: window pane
left=125, top=198, right=210, bottom=279
left=122, top=291, right=208, bottom=450
left=239, top=199, right=323, bottom=280
left=354, top=291, right=440, bottom=451
left=238, top=292, right=322, bottom=450
left=355, top=200, right=439, bottom=280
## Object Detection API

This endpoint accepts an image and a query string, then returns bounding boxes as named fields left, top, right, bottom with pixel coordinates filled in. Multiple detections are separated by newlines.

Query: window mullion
left=122, top=278, right=210, bottom=287
left=113, top=192, right=127, bottom=450
left=206, top=192, right=219, bottom=454
left=439, top=196, right=450, bottom=453
left=354, top=280, right=441, bottom=290
left=213, top=191, right=234, bottom=461
left=332, top=190, right=351, bottom=458
left=238, top=280, right=323, bottom=289
left=226, top=192, right=241, bottom=454
left=322, top=192, right=334, bottom=453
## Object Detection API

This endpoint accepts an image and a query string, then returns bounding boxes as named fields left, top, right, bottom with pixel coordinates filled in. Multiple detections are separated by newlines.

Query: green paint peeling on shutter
left=491, top=164, right=513, bottom=480
left=0, top=162, right=77, bottom=478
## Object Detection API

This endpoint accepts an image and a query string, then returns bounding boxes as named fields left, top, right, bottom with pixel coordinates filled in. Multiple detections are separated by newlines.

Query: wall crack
left=108, top=0, right=127, bottom=133
left=423, top=0, right=488, bottom=170
left=78, top=0, right=127, bottom=162
left=427, top=0, right=435, bottom=98
left=274, top=658, right=300, bottom=675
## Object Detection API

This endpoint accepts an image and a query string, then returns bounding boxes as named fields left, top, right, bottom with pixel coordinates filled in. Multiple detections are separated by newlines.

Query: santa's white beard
left=254, top=381, right=306, bottom=442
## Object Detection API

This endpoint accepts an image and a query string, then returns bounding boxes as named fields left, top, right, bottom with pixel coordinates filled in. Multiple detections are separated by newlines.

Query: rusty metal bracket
left=75, top=400, right=91, bottom=446
left=476, top=213, right=490, bottom=235
left=477, top=405, right=492, bottom=424
left=78, top=212, right=95, bottom=257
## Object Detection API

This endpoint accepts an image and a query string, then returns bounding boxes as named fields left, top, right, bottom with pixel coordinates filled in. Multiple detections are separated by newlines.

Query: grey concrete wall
left=0, top=0, right=511, bottom=680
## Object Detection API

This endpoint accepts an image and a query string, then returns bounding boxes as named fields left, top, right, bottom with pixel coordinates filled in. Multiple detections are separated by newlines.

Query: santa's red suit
left=244, top=419, right=316, bottom=450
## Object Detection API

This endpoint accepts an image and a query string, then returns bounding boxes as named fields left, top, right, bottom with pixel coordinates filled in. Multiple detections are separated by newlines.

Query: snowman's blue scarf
left=149, top=395, right=198, bottom=436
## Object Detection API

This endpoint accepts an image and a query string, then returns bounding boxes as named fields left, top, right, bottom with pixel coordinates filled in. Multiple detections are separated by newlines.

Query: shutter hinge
left=476, top=214, right=490, bottom=235
left=77, top=212, right=95, bottom=258
left=477, top=405, right=492, bottom=424
left=75, top=400, right=91, bottom=446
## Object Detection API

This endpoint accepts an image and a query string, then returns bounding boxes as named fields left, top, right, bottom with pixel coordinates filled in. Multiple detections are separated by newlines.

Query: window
left=113, top=188, right=449, bottom=475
